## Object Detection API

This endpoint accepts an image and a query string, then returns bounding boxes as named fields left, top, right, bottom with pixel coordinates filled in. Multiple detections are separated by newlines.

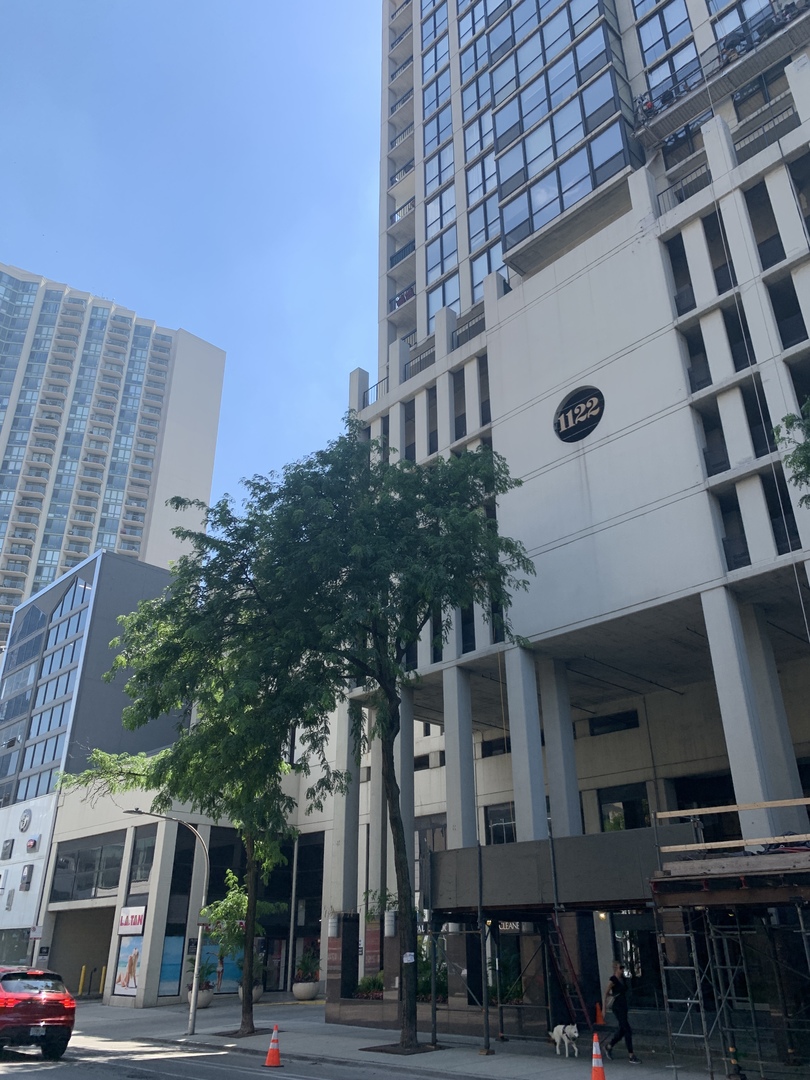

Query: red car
left=0, top=967, right=75, bottom=1059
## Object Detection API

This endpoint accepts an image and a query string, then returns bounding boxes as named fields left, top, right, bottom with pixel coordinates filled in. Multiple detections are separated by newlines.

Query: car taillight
left=0, top=998, right=15, bottom=1008
left=63, top=996, right=76, bottom=1009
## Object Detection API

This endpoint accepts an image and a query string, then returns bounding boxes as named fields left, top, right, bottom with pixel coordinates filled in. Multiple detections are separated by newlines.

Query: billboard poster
left=158, top=935, right=184, bottom=997
left=113, top=935, right=143, bottom=996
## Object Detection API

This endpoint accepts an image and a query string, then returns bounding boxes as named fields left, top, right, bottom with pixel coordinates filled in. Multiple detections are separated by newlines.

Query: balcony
left=757, top=231, right=787, bottom=269
left=403, top=348, right=436, bottom=381
left=674, top=284, right=696, bottom=315
left=363, top=378, right=389, bottom=409
left=772, top=514, right=802, bottom=553
left=634, top=2, right=810, bottom=149
left=452, top=312, right=486, bottom=350
left=389, top=159, right=414, bottom=189
left=735, top=104, right=801, bottom=164
left=704, top=444, right=731, bottom=475
left=388, top=282, right=416, bottom=327
left=389, top=55, right=413, bottom=89
left=658, top=164, right=712, bottom=215
left=390, top=86, right=414, bottom=117
left=390, top=239, right=416, bottom=270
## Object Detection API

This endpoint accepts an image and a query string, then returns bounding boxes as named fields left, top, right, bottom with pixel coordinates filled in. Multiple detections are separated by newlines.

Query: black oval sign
left=554, top=386, right=604, bottom=443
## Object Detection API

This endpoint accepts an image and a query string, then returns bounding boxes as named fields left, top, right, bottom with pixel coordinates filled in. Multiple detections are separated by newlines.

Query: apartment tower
left=0, top=263, right=224, bottom=641
left=327, top=0, right=810, bottom=1047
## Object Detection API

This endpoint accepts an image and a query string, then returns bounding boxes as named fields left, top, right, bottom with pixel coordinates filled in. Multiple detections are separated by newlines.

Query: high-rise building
left=0, top=263, right=224, bottom=640
left=330, top=0, right=810, bottom=1045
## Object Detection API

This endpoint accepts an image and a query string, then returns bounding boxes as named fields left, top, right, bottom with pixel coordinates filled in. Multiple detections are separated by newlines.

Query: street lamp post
left=124, top=808, right=210, bottom=1035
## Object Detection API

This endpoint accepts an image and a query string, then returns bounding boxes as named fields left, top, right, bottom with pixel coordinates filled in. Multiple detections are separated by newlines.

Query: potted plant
left=292, top=948, right=320, bottom=1001
left=186, top=955, right=216, bottom=1009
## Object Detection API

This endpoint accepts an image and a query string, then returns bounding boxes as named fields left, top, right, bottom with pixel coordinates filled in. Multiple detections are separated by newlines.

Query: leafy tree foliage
left=776, top=399, right=810, bottom=507
left=65, top=421, right=532, bottom=1047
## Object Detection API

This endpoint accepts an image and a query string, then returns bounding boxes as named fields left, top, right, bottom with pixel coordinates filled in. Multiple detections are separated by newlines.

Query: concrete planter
left=187, top=987, right=214, bottom=1009
left=238, top=984, right=264, bottom=1004
left=292, top=981, right=319, bottom=1001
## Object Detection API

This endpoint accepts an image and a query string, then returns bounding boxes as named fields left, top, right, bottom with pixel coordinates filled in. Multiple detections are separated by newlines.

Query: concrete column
left=349, top=368, right=370, bottom=415
left=414, top=387, right=429, bottom=461
left=703, top=115, right=736, bottom=184
left=764, top=166, right=808, bottom=261
left=442, top=665, right=478, bottom=849
left=388, top=399, right=405, bottom=465
left=482, top=266, right=511, bottom=332
left=701, top=586, right=808, bottom=839
left=464, top=357, right=482, bottom=434
left=367, top=732, right=388, bottom=901
left=505, top=647, right=548, bottom=842
left=389, top=336, right=410, bottom=389
left=394, top=687, right=416, bottom=888
left=718, top=189, right=761, bottom=285
left=434, top=305, right=457, bottom=364
left=328, top=701, right=361, bottom=913
left=700, top=309, right=736, bottom=382
left=435, top=371, right=454, bottom=452
left=786, top=54, right=810, bottom=126
left=716, top=387, right=754, bottom=466
left=628, top=162, right=658, bottom=224
left=790, top=263, right=810, bottom=342
left=133, top=818, right=176, bottom=1008
left=473, top=602, right=489, bottom=652
left=735, top=475, right=778, bottom=563
left=682, top=217, right=717, bottom=307
left=537, top=657, right=582, bottom=838
left=741, top=279, right=782, bottom=364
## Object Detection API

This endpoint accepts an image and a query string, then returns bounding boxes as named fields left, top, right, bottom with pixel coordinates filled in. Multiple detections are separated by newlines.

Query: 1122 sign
left=554, top=386, right=604, bottom=443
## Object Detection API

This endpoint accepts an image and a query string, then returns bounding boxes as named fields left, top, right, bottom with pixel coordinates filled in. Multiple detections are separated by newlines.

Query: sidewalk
left=72, top=998, right=706, bottom=1079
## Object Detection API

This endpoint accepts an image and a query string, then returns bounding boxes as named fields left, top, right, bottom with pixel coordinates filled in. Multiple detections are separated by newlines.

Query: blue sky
left=0, top=1, right=382, bottom=504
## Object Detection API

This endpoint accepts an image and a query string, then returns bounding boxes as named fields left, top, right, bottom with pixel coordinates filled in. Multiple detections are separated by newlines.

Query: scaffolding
left=652, top=798, right=810, bottom=1078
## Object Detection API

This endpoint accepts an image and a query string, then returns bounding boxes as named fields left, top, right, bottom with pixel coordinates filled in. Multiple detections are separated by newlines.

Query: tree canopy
left=776, top=398, right=810, bottom=507
left=65, top=420, right=533, bottom=1046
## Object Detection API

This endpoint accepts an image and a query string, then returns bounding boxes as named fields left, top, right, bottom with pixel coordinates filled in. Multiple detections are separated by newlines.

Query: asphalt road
left=0, top=1038, right=422, bottom=1080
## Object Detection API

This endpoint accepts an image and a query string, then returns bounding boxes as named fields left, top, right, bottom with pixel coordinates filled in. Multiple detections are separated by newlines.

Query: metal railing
left=403, top=348, right=435, bottom=381
left=390, top=56, right=413, bottom=83
left=390, top=123, right=414, bottom=150
left=390, top=87, right=414, bottom=115
left=390, top=25, right=412, bottom=51
left=402, top=329, right=417, bottom=346
left=635, top=0, right=806, bottom=126
left=390, top=0, right=412, bottom=21
left=389, top=282, right=416, bottom=312
left=389, top=197, right=415, bottom=226
left=734, top=104, right=800, bottom=163
left=658, top=163, right=712, bottom=215
left=452, top=314, right=486, bottom=349
left=390, top=239, right=416, bottom=268
left=363, top=377, right=389, bottom=409
left=389, top=159, right=414, bottom=187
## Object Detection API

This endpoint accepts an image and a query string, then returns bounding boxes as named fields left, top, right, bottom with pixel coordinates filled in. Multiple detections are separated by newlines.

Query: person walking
left=602, top=960, right=641, bottom=1064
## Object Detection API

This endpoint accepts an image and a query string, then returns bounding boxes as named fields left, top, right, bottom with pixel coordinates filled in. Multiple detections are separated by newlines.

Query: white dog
left=550, top=1023, right=579, bottom=1057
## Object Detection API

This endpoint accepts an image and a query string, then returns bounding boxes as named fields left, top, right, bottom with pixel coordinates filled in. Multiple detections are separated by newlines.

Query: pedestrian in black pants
left=602, top=961, right=641, bottom=1064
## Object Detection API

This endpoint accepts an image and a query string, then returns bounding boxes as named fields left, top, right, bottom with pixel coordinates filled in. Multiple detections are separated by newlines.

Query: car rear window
left=1, top=973, right=68, bottom=993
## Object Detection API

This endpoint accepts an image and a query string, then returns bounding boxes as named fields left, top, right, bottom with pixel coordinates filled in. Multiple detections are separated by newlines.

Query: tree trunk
left=379, top=696, right=418, bottom=1048
left=239, top=833, right=258, bottom=1036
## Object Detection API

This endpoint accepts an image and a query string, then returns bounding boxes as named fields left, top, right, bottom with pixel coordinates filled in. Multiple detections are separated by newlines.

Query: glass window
left=526, top=117, right=554, bottom=176
left=422, top=1, right=448, bottom=47
left=543, top=8, right=572, bottom=61
left=576, top=25, right=608, bottom=82
left=427, top=273, right=460, bottom=331
left=425, top=142, right=451, bottom=192
left=471, top=243, right=506, bottom=301
left=466, top=151, right=497, bottom=203
left=462, top=71, right=492, bottom=119
left=648, top=39, right=699, bottom=94
left=548, top=51, right=576, bottom=106
left=426, top=185, right=457, bottom=238
left=423, top=34, right=450, bottom=81
left=424, top=68, right=451, bottom=117
left=492, top=54, right=518, bottom=106
left=488, top=15, right=514, bottom=63
left=494, top=96, right=521, bottom=152
left=502, top=190, right=531, bottom=247
left=469, top=193, right=500, bottom=249
left=591, top=121, right=626, bottom=184
left=513, top=0, right=540, bottom=39
left=554, top=97, right=584, bottom=154
left=426, top=225, right=458, bottom=283
left=583, top=70, right=616, bottom=131
left=464, top=109, right=493, bottom=160
left=459, top=0, right=486, bottom=43
left=461, top=35, right=489, bottom=81
left=599, top=783, right=650, bottom=831
left=560, top=146, right=592, bottom=207
left=520, top=75, right=550, bottom=129
left=638, top=0, right=691, bottom=66
left=425, top=103, right=453, bottom=153
left=485, top=801, right=516, bottom=844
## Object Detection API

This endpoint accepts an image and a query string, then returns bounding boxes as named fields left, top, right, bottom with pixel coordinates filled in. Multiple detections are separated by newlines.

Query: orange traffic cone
left=264, top=1024, right=282, bottom=1068
left=591, top=1033, right=606, bottom=1079
left=595, top=1002, right=605, bottom=1025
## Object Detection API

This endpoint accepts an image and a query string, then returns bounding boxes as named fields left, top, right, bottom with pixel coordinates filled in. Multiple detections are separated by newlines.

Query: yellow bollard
left=100, top=965, right=106, bottom=995
left=77, top=965, right=86, bottom=996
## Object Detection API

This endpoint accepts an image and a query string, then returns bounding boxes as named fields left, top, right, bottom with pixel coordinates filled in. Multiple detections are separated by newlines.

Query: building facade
left=0, top=263, right=224, bottom=642
left=328, top=0, right=810, bottom=1050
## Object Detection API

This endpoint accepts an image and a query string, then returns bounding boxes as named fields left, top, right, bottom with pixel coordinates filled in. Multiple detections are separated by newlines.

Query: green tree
left=66, top=421, right=532, bottom=1048
left=776, top=398, right=810, bottom=506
